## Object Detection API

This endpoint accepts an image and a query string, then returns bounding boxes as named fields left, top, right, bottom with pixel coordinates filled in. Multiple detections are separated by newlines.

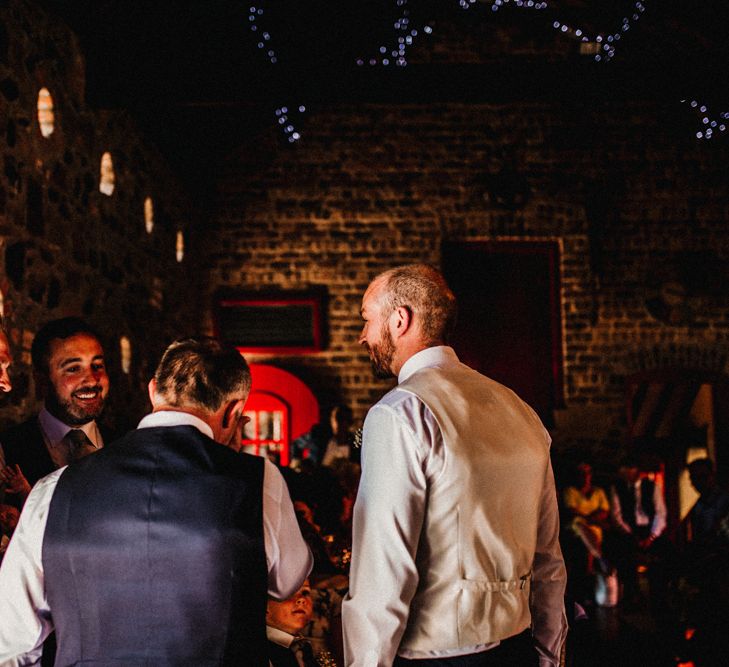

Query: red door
left=241, top=364, right=319, bottom=466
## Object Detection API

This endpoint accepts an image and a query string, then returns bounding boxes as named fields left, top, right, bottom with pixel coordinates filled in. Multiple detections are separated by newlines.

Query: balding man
left=343, top=264, right=567, bottom=667
left=0, top=337, right=311, bottom=666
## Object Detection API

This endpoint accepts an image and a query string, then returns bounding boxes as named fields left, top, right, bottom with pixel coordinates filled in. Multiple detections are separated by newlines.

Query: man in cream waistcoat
left=342, top=264, right=567, bottom=667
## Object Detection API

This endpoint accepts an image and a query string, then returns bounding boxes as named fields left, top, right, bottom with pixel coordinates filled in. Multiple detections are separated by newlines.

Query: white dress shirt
left=0, top=410, right=312, bottom=666
left=38, top=407, right=103, bottom=469
left=610, top=477, right=667, bottom=538
left=342, top=346, right=566, bottom=667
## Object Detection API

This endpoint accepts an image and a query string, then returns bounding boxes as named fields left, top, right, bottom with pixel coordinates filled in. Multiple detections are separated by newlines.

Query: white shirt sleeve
left=262, top=459, right=313, bottom=600
left=342, top=398, right=433, bottom=667
left=650, top=480, right=667, bottom=538
left=0, top=468, right=64, bottom=665
left=530, top=454, right=569, bottom=667
left=610, top=485, right=632, bottom=534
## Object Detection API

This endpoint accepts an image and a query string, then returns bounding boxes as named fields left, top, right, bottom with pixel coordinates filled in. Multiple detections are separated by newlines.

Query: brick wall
left=206, top=99, right=729, bottom=459
left=0, top=0, right=200, bottom=432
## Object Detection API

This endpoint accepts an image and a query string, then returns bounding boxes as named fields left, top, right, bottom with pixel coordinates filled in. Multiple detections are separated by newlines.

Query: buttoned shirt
left=38, top=407, right=103, bottom=469
left=342, top=346, right=566, bottom=667
left=0, top=410, right=312, bottom=666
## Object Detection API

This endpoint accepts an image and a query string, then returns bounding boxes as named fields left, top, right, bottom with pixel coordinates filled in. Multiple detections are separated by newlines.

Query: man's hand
left=0, top=464, right=32, bottom=497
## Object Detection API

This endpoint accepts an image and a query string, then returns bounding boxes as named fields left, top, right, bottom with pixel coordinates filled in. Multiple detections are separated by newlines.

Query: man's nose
left=82, top=367, right=102, bottom=385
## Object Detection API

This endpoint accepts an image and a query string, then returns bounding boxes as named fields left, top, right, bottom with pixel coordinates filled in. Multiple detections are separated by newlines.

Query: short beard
left=368, top=324, right=396, bottom=379
left=45, top=386, right=106, bottom=426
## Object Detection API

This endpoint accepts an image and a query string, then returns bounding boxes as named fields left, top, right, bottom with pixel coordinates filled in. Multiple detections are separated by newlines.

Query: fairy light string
left=247, top=1, right=725, bottom=142
left=249, top=3, right=305, bottom=143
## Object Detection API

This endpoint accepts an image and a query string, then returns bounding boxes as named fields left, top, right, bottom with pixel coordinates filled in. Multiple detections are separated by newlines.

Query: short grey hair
left=153, top=337, right=251, bottom=413
left=379, top=264, right=457, bottom=345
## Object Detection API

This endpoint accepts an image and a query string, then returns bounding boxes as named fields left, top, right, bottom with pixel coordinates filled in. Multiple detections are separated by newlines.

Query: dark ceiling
left=37, top=1, right=729, bottom=197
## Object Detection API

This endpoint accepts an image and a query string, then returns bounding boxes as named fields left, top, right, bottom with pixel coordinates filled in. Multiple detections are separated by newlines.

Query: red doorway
left=241, top=364, right=319, bottom=466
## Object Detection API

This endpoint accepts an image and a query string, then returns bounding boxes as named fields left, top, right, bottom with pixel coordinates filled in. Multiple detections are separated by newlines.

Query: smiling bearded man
left=0, top=318, right=112, bottom=495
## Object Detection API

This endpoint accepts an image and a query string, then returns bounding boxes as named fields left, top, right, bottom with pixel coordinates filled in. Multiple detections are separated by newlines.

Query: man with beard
left=0, top=337, right=311, bottom=666
left=0, top=317, right=110, bottom=505
left=342, top=264, right=567, bottom=667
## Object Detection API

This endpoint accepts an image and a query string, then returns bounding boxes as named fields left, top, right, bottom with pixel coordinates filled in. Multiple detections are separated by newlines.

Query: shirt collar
left=398, top=345, right=459, bottom=384
left=38, top=406, right=101, bottom=448
left=266, top=625, right=295, bottom=648
left=137, top=410, right=214, bottom=440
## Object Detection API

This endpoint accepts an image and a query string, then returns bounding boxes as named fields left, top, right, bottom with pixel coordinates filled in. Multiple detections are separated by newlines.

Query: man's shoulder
left=107, top=425, right=265, bottom=474
left=370, top=383, right=426, bottom=415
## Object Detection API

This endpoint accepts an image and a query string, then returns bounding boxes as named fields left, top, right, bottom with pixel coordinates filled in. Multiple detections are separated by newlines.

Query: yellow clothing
left=563, top=486, right=610, bottom=557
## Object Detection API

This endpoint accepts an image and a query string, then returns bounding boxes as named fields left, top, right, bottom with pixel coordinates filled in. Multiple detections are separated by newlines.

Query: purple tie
left=66, top=429, right=96, bottom=462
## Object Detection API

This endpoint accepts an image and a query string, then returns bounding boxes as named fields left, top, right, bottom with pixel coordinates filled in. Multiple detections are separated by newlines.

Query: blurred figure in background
left=609, top=456, right=669, bottom=609
left=563, top=462, right=611, bottom=579
left=292, top=404, right=360, bottom=468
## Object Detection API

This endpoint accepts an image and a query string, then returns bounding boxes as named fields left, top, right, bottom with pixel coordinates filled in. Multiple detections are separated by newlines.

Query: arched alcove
left=37, top=87, right=54, bottom=138
left=99, top=151, right=115, bottom=196
left=242, top=364, right=320, bottom=466
left=144, top=196, right=154, bottom=233
left=120, top=336, right=132, bottom=374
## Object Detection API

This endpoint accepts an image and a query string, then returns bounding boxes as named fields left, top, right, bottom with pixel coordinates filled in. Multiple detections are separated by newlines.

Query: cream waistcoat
left=397, top=362, right=551, bottom=652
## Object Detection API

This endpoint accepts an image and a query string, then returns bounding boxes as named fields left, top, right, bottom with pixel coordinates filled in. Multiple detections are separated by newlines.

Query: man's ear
left=222, top=398, right=245, bottom=428
left=392, top=305, right=413, bottom=338
left=147, top=378, right=157, bottom=406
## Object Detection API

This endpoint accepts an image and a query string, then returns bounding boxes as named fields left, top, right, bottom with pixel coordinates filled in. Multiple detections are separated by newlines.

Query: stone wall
left=0, top=0, right=200, bottom=432
left=206, top=99, right=729, bottom=459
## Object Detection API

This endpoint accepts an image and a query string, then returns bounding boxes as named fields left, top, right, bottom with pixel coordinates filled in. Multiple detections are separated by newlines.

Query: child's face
left=266, top=580, right=313, bottom=635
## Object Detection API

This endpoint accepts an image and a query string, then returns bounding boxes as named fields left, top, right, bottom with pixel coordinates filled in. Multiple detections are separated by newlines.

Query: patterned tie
left=289, top=637, right=318, bottom=667
left=65, top=429, right=96, bottom=462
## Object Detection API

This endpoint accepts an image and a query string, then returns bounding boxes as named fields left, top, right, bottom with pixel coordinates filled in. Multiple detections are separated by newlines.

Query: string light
left=681, top=100, right=728, bottom=141
left=275, top=105, right=306, bottom=143
left=355, top=0, right=434, bottom=68
left=248, top=5, right=277, bottom=64
left=484, top=0, right=548, bottom=12
left=248, top=4, right=306, bottom=142
left=248, top=1, right=720, bottom=143
left=551, top=1, right=647, bottom=63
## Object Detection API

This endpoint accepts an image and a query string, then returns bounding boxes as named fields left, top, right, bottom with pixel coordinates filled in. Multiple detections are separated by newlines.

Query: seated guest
left=267, top=580, right=319, bottom=667
left=563, top=461, right=611, bottom=573
left=609, top=456, right=669, bottom=606
left=562, top=461, right=612, bottom=607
